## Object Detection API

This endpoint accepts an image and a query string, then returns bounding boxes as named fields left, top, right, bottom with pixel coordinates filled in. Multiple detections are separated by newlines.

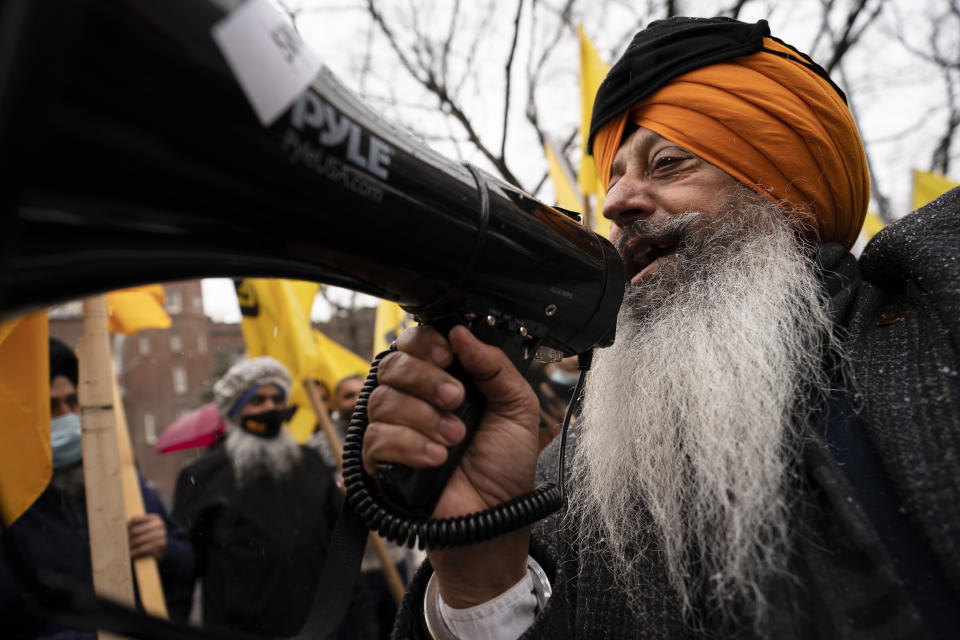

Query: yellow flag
left=373, top=300, right=413, bottom=355
left=577, top=24, right=611, bottom=237
left=577, top=24, right=609, bottom=196
left=912, top=169, right=960, bottom=210
left=309, top=330, right=370, bottom=397
left=544, top=136, right=582, bottom=212
left=235, top=279, right=322, bottom=442
left=0, top=312, right=53, bottom=527
left=861, top=210, right=885, bottom=240
left=105, top=285, right=171, bottom=335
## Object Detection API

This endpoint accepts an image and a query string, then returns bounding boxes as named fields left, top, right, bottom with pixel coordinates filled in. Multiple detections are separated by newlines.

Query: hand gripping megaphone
left=0, top=0, right=623, bottom=534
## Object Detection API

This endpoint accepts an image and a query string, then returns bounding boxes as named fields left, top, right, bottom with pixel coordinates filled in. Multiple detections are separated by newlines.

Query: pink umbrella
left=153, top=403, right=225, bottom=453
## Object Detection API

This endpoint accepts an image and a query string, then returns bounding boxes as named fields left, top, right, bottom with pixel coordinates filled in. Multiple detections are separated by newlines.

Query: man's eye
left=651, top=155, right=685, bottom=172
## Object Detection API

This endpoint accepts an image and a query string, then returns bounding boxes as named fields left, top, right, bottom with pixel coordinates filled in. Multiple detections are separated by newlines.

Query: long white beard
left=225, top=424, right=302, bottom=487
left=570, top=193, right=837, bottom=631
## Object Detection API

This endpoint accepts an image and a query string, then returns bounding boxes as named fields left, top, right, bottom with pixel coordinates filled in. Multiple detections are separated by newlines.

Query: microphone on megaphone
left=0, top=0, right=624, bottom=545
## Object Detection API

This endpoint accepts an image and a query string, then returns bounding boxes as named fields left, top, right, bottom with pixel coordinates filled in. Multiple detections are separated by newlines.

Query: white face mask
left=51, top=413, right=83, bottom=469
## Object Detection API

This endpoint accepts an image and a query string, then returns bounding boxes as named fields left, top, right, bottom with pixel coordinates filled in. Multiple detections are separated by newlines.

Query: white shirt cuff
left=438, top=571, right=538, bottom=640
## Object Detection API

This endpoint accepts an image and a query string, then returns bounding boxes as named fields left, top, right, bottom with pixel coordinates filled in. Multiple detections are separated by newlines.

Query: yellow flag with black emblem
left=235, top=279, right=372, bottom=442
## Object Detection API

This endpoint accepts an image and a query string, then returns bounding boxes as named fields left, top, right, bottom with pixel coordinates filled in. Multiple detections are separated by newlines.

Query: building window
left=172, top=365, right=188, bottom=395
left=197, top=333, right=208, bottom=354
left=193, top=295, right=203, bottom=314
left=144, top=412, right=157, bottom=445
left=170, top=330, right=183, bottom=354
left=138, top=334, right=150, bottom=357
left=165, top=291, right=182, bottom=314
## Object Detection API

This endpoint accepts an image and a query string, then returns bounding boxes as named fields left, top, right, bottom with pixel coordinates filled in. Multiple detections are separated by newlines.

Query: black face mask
left=239, top=406, right=297, bottom=438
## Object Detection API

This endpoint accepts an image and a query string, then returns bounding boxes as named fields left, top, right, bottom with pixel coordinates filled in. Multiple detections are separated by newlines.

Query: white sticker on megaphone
left=212, top=0, right=323, bottom=126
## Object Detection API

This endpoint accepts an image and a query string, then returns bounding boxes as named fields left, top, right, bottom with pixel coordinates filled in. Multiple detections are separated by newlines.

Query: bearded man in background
left=362, top=16, right=960, bottom=639
left=171, top=356, right=376, bottom=638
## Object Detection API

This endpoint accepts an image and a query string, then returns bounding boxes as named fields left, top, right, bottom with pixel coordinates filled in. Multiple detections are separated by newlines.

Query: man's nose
left=602, top=174, right=657, bottom=232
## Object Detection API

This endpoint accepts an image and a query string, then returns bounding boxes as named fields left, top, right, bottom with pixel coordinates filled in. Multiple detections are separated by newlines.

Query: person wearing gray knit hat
left=172, top=354, right=377, bottom=637
left=205, top=356, right=300, bottom=483
left=213, top=356, right=292, bottom=421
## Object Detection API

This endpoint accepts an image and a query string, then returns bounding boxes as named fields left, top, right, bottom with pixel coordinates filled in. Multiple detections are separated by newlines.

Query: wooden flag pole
left=77, top=295, right=134, bottom=640
left=305, top=378, right=345, bottom=464
left=304, top=378, right=406, bottom=606
left=112, top=373, right=168, bottom=619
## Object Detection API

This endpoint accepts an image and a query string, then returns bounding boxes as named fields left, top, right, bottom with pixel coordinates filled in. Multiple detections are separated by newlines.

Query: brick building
left=49, top=279, right=375, bottom=504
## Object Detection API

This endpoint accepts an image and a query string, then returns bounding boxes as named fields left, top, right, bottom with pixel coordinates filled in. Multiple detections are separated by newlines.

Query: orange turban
left=593, top=37, right=870, bottom=249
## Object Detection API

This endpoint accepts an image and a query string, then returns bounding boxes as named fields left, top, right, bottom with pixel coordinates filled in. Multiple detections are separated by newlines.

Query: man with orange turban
left=364, top=16, right=960, bottom=639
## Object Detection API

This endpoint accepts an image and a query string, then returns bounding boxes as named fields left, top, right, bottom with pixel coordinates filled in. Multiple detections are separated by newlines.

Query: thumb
left=447, top=325, right=538, bottom=425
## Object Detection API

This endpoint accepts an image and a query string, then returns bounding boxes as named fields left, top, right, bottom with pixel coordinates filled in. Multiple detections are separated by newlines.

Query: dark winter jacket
left=171, top=442, right=377, bottom=638
left=0, top=467, right=195, bottom=640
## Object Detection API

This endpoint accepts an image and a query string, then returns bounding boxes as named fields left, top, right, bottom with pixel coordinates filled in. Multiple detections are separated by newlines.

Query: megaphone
left=0, top=0, right=623, bottom=520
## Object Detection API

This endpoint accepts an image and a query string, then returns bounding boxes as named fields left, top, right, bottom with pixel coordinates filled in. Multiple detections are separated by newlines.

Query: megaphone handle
left=344, top=343, right=562, bottom=549
left=374, top=355, right=486, bottom=517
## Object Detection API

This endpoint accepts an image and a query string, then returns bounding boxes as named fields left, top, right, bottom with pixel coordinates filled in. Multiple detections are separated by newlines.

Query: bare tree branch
left=440, top=0, right=461, bottom=82
left=524, top=0, right=577, bottom=158
left=454, top=5, right=497, bottom=95
left=365, top=0, right=524, bottom=186
left=931, top=66, right=960, bottom=174
left=721, top=0, right=751, bottom=19
left=808, top=0, right=834, bottom=57
left=501, top=1, right=526, bottom=160
left=824, top=0, right=884, bottom=74
left=889, top=0, right=960, bottom=175
left=837, top=62, right=893, bottom=222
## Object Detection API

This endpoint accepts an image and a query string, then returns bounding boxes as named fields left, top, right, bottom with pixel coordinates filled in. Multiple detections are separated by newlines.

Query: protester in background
left=0, top=338, right=195, bottom=640
left=365, top=16, right=960, bottom=639
left=171, top=357, right=376, bottom=638
left=308, top=374, right=364, bottom=468
left=333, top=374, right=363, bottom=425
left=307, top=373, right=408, bottom=640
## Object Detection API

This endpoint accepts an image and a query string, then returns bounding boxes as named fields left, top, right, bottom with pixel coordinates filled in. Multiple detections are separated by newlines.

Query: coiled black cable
left=341, top=347, right=586, bottom=550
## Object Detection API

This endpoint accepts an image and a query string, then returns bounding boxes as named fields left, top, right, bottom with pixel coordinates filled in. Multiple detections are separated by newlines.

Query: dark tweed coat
left=392, top=188, right=960, bottom=639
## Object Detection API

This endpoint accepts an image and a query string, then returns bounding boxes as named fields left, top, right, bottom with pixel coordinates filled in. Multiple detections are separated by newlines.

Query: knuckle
left=375, top=351, right=401, bottom=382
left=397, top=324, right=437, bottom=347
left=363, top=420, right=384, bottom=449
left=366, top=386, right=392, bottom=420
left=376, top=350, right=417, bottom=386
